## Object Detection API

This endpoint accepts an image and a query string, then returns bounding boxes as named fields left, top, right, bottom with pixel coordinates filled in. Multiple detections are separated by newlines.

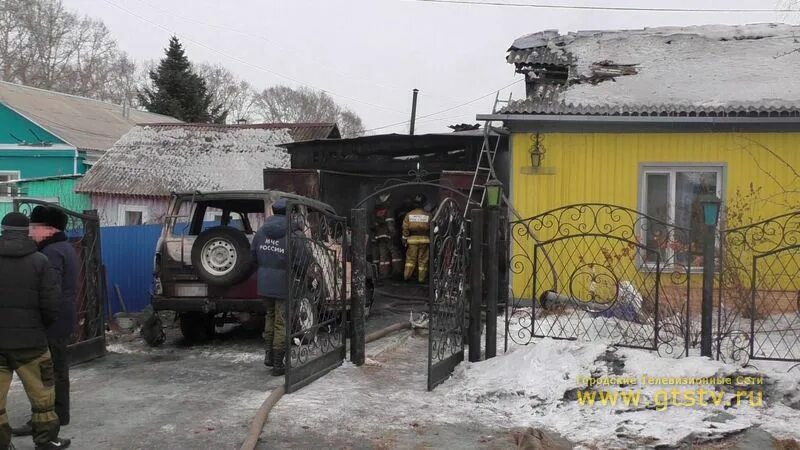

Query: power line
left=101, top=0, right=409, bottom=115
left=361, top=79, right=522, bottom=134
left=409, top=0, right=792, bottom=13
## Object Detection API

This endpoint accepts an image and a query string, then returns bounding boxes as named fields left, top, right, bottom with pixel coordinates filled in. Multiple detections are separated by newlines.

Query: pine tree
left=138, top=36, right=227, bottom=123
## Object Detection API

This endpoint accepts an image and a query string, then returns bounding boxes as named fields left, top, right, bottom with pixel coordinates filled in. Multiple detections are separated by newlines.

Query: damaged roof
left=76, top=124, right=292, bottom=197
left=504, top=24, right=800, bottom=116
left=0, top=81, right=181, bottom=151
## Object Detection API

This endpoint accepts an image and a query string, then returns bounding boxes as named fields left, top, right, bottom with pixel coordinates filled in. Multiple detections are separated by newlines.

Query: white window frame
left=638, top=163, right=726, bottom=269
left=118, top=204, right=149, bottom=226
left=0, top=171, right=21, bottom=198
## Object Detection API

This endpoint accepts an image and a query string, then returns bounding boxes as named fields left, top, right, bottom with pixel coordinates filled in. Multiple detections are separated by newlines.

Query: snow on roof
left=0, top=81, right=181, bottom=151
left=505, top=23, right=800, bottom=115
left=140, top=122, right=341, bottom=141
left=76, top=125, right=291, bottom=196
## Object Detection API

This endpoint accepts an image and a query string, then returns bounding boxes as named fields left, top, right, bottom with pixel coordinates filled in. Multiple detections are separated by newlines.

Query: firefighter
left=392, top=197, right=414, bottom=278
left=371, top=195, right=403, bottom=279
left=402, top=194, right=432, bottom=283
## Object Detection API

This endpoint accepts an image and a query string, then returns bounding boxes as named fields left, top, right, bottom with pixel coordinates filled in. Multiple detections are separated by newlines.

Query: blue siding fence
left=101, top=224, right=162, bottom=315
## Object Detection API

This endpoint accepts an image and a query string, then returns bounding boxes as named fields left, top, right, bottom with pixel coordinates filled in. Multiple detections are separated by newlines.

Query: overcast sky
left=64, top=0, right=793, bottom=134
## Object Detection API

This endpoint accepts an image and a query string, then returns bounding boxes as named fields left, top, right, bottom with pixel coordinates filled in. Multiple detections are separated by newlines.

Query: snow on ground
left=268, top=317, right=800, bottom=448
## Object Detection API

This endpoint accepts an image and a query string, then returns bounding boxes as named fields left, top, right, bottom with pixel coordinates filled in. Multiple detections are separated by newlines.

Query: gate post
left=469, top=209, right=484, bottom=362
left=350, top=209, right=367, bottom=366
left=701, top=226, right=715, bottom=358
left=485, top=208, right=500, bottom=359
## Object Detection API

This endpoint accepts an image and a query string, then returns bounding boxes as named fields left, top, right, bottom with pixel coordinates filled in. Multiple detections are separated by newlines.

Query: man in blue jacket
left=14, top=206, right=79, bottom=436
left=252, top=199, right=307, bottom=376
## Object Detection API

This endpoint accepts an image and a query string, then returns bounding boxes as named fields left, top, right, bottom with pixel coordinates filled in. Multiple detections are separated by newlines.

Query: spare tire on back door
left=191, top=226, right=254, bottom=286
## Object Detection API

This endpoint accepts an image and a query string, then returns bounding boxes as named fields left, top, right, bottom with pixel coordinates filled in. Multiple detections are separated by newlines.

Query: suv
left=145, top=190, right=374, bottom=345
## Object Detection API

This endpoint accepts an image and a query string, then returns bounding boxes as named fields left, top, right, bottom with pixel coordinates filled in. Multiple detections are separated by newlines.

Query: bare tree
left=194, top=63, right=257, bottom=124
left=253, top=85, right=365, bottom=137
left=0, top=0, right=136, bottom=105
left=777, top=1, right=800, bottom=24
left=338, top=109, right=365, bottom=138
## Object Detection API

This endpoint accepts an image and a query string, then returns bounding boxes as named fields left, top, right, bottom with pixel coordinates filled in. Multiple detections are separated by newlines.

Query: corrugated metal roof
left=76, top=125, right=292, bottom=197
left=141, top=122, right=340, bottom=141
left=0, top=81, right=181, bottom=151
left=503, top=24, right=800, bottom=116
left=502, top=98, right=800, bottom=117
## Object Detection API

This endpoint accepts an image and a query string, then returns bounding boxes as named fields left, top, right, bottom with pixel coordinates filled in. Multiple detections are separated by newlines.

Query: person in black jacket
left=251, top=200, right=310, bottom=376
left=14, top=207, right=79, bottom=436
left=0, top=212, right=71, bottom=450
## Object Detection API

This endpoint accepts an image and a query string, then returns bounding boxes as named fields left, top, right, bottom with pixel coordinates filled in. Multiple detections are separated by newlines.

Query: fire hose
left=240, top=319, right=414, bottom=450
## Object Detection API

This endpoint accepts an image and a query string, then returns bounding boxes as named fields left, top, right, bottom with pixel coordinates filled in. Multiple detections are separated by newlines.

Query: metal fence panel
left=101, top=224, right=162, bottom=315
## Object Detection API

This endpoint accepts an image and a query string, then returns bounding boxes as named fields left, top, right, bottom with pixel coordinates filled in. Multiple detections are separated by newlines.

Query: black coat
left=39, top=232, right=80, bottom=339
left=0, top=231, right=61, bottom=350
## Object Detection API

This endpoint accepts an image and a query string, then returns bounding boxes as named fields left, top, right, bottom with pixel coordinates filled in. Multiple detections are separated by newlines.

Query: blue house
left=0, top=81, right=179, bottom=201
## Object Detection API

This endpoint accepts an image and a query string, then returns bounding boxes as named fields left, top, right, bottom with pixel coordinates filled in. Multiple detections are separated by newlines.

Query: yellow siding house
left=480, top=25, right=800, bottom=357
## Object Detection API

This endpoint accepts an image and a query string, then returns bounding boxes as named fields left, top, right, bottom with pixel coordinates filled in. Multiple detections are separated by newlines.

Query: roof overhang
left=280, top=133, right=498, bottom=154
left=0, top=144, right=76, bottom=151
left=477, top=114, right=800, bottom=133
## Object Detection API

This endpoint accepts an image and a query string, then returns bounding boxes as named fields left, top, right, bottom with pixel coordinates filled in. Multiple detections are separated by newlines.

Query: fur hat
left=29, top=206, right=48, bottom=224
left=272, top=199, right=288, bottom=215
left=30, top=206, right=68, bottom=231
left=1, top=212, right=30, bottom=231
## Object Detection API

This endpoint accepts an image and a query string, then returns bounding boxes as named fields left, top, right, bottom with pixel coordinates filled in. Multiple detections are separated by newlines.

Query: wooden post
left=350, top=208, right=367, bottom=366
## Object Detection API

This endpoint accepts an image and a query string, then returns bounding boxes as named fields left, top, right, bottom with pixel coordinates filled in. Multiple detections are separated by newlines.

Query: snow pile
left=267, top=324, right=800, bottom=448
left=509, top=23, right=800, bottom=109
left=439, top=335, right=800, bottom=447
left=446, top=339, right=608, bottom=405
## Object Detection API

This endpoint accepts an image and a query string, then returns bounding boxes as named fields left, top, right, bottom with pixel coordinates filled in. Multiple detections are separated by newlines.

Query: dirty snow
left=269, top=317, right=800, bottom=448
left=107, top=339, right=265, bottom=364
left=509, top=23, right=800, bottom=109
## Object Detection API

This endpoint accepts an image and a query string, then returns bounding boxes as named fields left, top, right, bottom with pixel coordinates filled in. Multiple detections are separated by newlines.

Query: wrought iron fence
left=13, top=199, right=106, bottom=364
left=718, top=211, right=800, bottom=365
left=285, top=200, right=348, bottom=393
left=506, top=204, right=694, bottom=358
left=428, top=198, right=469, bottom=391
left=504, top=203, right=800, bottom=368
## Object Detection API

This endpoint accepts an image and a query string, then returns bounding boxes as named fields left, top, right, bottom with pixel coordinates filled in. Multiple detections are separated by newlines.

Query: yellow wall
left=508, top=132, right=800, bottom=309
left=511, top=132, right=800, bottom=223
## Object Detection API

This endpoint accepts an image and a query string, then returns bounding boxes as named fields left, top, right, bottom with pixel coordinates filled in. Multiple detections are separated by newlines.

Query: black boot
left=35, top=437, right=71, bottom=450
left=263, top=349, right=273, bottom=367
left=271, top=351, right=285, bottom=376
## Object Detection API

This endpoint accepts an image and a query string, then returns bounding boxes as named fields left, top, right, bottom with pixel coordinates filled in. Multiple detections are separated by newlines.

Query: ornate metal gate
left=285, top=199, right=349, bottom=393
left=13, top=199, right=107, bottom=364
left=718, top=211, right=800, bottom=364
left=428, top=198, right=469, bottom=391
left=506, top=204, right=693, bottom=357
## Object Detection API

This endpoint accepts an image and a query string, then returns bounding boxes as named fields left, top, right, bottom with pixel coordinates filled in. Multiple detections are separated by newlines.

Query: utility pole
left=409, top=89, right=419, bottom=135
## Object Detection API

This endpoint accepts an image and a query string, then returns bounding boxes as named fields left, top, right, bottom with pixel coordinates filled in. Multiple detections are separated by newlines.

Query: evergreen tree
left=138, top=37, right=227, bottom=123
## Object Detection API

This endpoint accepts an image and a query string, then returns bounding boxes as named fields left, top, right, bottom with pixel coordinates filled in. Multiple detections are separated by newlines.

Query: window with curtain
left=641, top=166, right=723, bottom=266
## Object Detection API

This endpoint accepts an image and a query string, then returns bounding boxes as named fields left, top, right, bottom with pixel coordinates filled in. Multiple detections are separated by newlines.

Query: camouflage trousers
left=262, top=297, right=286, bottom=353
left=0, top=348, right=60, bottom=448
